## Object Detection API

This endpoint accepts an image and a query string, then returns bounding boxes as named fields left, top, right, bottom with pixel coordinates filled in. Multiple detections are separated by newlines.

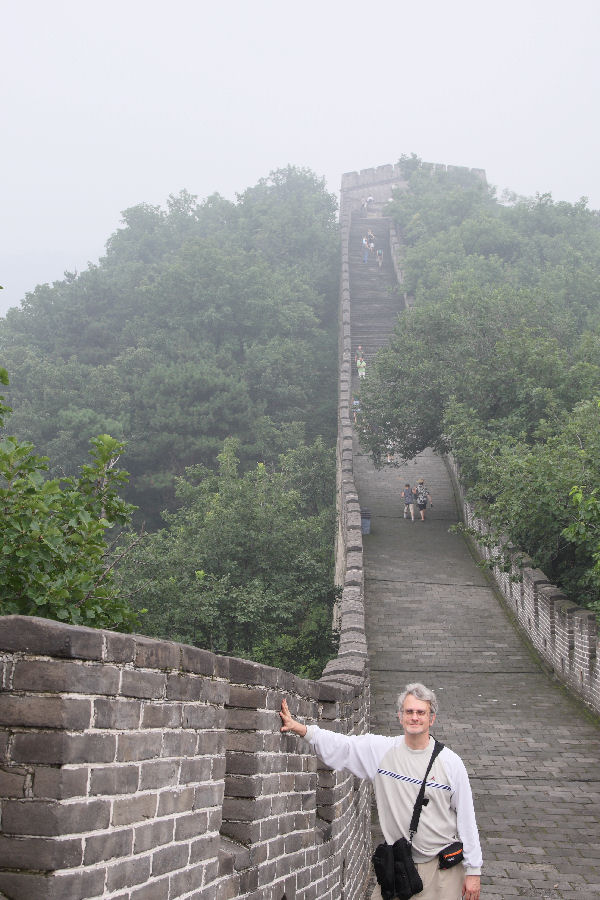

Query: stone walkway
left=354, top=443, right=600, bottom=899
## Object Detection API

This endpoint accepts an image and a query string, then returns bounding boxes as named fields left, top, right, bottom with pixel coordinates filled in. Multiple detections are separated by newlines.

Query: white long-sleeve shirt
left=304, top=725, right=482, bottom=876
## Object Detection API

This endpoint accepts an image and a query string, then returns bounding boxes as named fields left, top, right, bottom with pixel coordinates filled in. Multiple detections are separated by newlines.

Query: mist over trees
left=0, top=167, right=341, bottom=674
left=0, top=167, right=339, bottom=527
left=358, top=156, right=600, bottom=612
left=115, top=437, right=338, bottom=677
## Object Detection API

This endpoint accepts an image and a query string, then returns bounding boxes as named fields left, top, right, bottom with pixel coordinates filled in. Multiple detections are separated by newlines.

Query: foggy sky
left=2, top=0, right=599, bottom=317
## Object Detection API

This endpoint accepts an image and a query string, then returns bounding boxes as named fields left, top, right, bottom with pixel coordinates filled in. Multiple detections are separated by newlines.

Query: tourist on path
left=402, top=483, right=416, bottom=520
left=280, top=683, right=482, bottom=900
left=357, top=356, right=367, bottom=379
left=414, top=477, right=433, bottom=521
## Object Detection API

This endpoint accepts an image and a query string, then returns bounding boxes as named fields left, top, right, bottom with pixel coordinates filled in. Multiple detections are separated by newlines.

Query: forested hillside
left=359, top=156, right=600, bottom=614
left=0, top=167, right=339, bottom=526
left=0, top=167, right=340, bottom=675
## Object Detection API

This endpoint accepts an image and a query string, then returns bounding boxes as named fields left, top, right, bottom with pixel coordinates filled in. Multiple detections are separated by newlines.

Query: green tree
left=118, top=437, right=338, bottom=677
left=0, top=168, right=339, bottom=526
left=0, top=368, right=138, bottom=629
left=563, top=481, right=600, bottom=615
left=446, top=398, right=600, bottom=606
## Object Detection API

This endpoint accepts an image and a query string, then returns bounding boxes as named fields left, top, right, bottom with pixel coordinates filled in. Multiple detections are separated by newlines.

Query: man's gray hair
left=397, top=683, right=438, bottom=716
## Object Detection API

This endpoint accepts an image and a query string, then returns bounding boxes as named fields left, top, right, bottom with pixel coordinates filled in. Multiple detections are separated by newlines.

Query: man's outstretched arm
left=279, top=698, right=394, bottom=780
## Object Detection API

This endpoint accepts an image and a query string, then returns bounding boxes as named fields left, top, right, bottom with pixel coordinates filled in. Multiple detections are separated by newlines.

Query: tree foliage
left=0, top=368, right=138, bottom=628
left=116, top=437, right=338, bottom=678
left=445, top=398, right=600, bottom=607
left=0, top=167, right=339, bottom=528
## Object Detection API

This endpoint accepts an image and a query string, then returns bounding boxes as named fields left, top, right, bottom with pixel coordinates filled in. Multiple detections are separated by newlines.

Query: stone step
left=348, top=208, right=403, bottom=362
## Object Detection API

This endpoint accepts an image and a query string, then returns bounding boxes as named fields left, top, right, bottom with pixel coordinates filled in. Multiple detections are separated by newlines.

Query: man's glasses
left=402, top=709, right=430, bottom=717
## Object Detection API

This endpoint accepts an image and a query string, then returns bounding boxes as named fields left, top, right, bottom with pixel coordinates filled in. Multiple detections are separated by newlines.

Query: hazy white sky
left=2, top=0, right=599, bottom=316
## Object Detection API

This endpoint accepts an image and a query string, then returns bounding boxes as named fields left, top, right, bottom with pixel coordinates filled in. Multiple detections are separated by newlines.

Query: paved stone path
left=354, top=443, right=600, bottom=899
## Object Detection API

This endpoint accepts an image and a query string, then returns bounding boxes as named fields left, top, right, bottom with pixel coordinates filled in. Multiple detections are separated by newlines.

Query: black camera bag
left=372, top=739, right=444, bottom=899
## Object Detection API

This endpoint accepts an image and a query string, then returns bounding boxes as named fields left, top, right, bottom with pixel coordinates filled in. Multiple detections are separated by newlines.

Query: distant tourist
left=402, top=483, right=416, bottom=520
left=376, top=248, right=383, bottom=268
left=414, top=478, right=433, bottom=521
left=357, top=356, right=366, bottom=379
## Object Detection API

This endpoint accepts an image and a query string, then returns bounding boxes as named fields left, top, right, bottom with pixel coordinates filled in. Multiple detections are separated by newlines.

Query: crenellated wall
left=340, top=160, right=486, bottom=210
left=0, top=611, right=371, bottom=900
left=447, top=455, right=600, bottom=715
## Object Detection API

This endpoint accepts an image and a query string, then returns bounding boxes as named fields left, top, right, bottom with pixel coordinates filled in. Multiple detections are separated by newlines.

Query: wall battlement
left=340, top=160, right=487, bottom=208
left=447, top=456, right=600, bottom=715
left=0, top=611, right=370, bottom=899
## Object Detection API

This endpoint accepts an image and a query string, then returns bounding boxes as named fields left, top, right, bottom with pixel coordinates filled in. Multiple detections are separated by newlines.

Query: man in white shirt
left=280, top=682, right=481, bottom=900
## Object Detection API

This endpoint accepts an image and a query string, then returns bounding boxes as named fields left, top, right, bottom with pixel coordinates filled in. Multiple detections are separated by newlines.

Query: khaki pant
left=371, top=858, right=464, bottom=900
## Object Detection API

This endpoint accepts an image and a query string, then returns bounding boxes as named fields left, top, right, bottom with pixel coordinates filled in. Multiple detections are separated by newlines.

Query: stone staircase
left=349, top=214, right=404, bottom=379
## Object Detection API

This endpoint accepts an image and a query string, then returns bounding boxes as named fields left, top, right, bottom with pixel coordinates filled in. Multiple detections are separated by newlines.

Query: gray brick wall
left=340, top=160, right=486, bottom=210
left=0, top=614, right=371, bottom=899
left=447, top=454, right=600, bottom=714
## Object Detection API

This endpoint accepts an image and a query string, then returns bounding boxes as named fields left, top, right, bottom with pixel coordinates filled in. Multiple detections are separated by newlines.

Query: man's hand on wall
left=279, top=698, right=308, bottom=737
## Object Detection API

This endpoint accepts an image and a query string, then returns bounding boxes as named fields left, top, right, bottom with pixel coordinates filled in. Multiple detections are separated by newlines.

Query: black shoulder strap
left=408, top=738, right=444, bottom=843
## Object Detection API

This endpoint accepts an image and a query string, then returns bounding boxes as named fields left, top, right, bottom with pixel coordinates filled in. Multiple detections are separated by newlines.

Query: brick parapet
left=446, top=454, right=600, bottom=714
left=0, top=614, right=371, bottom=898
left=340, top=161, right=486, bottom=214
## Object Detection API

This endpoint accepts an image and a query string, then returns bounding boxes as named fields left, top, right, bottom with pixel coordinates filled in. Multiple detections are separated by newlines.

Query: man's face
left=399, top=694, right=434, bottom=736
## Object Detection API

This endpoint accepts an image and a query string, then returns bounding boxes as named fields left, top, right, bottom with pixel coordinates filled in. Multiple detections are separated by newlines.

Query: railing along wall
left=447, top=455, right=600, bottom=715
left=0, top=175, right=374, bottom=899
